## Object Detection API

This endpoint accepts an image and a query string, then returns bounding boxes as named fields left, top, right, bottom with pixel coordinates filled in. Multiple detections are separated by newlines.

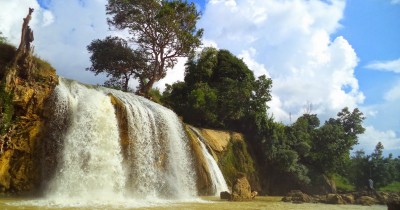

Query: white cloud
left=365, top=58, right=400, bottom=73
left=199, top=0, right=363, bottom=122
left=391, top=0, right=400, bottom=5
left=355, top=126, right=400, bottom=156
left=384, top=80, right=400, bottom=101
left=362, top=78, right=400, bottom=134
left=238, top=48, right=270, bottom=78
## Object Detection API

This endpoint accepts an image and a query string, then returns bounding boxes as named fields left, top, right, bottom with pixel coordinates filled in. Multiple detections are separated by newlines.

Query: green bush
left=380, top=182, right=400, bottom=192
left=333, top=174, right=355, bottom=192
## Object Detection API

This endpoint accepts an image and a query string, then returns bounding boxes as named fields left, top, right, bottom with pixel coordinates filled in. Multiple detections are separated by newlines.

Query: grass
left=333, top=174, right=355, bottom=192
left=380, top=181, right=400, bottom=192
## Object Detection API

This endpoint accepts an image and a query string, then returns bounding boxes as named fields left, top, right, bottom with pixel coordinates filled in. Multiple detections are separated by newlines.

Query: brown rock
left=342, top=194, right=355, bottom=204
left=287, top=190, right=312, bottom=204
left=185, top=126, right=214, bottom=195
left=199, top=129, right=231, bottom=153
left=220, top=191, right=231, bottom=200
left=326, top=194, right=345, bottom=204
left=231, top=175, right=252, bottom=201
left=356, top=196, right=377, bottom=206
left=387, top=193, right=400, bottom=210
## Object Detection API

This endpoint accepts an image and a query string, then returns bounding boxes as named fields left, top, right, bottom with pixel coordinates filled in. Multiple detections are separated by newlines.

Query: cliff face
left=186, top=126, right=260, bottom=195
left=0, top=44, right=58, bottom=193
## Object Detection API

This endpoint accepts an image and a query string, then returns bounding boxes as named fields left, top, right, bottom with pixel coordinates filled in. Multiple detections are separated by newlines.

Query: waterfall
left=190, top=127, right=229, bottom=195
left=40, top=78, right=196, bottom=207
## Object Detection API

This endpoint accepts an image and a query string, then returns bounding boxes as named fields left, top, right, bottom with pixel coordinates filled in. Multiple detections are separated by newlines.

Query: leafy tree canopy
left=106, top=0, right=203, bottom=96
left=163, top=47, right=272, bottom=130
left=87, top=36, right=144, bottom=91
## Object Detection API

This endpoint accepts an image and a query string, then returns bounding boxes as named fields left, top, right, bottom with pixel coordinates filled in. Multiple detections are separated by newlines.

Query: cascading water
left=36, top=78, right=196, bottom=207
left=190, top=127, right=229, bottom=196
left=103, top=88, right=196, bottom=199
left=44, top=79, right=126, bottom=205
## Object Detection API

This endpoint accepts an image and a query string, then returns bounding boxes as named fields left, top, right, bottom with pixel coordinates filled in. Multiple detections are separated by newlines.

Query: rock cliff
left=0, top=43, right=57, bottom=193
left=185, top=126, right=259, bottom=195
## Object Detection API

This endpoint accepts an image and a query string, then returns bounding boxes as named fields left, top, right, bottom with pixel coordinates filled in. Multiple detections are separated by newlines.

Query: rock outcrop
left=185, top=125, right=214, bottom=195
left=231, top=174, right=252, bottom=201
left=185, top=126, right=259, bottom=196
left=0, top=42, right=58, bottom=193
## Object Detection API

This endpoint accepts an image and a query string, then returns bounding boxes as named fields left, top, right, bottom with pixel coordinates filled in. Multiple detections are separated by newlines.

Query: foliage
left=219, top=137, right=255, bottom=186
left=379, top=182, right=400, bottom=192
left=0, top=32, right=6, bottom=44
left=333, top=174, right=355, bottom=192
left=0, top=43, right=16, bottom=78
left=87, top=36, right=144, bottom=92
left=163, top=47, right=272, bottom=130
left=348, top=144, right=400, bottom=190
left=310, top=107, right=365, bottom=174
left=0, top=82, right=14, bottom=134
left=106, top=0, right=203, bottom=96
left=147, top=88, right=163, bottom=104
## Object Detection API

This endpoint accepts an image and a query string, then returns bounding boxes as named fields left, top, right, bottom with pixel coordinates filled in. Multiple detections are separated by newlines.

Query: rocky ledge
left=282, top=190, right=400, bottom=207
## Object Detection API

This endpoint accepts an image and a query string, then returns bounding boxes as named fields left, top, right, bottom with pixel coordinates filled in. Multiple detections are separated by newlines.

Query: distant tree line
left=349, top=143, right=400, bottom=190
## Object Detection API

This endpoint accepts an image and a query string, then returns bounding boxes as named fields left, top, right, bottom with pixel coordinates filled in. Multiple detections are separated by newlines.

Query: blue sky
left=0, top=0, right=399, bottom=156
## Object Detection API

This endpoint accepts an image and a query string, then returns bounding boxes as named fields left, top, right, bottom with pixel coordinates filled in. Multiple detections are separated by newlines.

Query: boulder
left=326, top=194, right=345, bottom=204
left=231, top=175, right=252, bottom=201
left=387, top=193, right=400, bottom=210
left=342, top=194, right=355, bottom=204
left=282, top=190, right=312, bottom=204
left=220, top=191, right=231, bottom=200
left=356, top=196, right=377, bottom=206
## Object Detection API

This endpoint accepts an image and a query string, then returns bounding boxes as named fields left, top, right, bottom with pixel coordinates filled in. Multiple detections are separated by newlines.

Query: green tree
left=0, top=32, right=6, bottom=44
left=164, top=47, right=272, bottom=129
left=106, top=0, right=203, bottom=96
left=348, top=150, right=370, bottom=189
left=87, top=36, right=144, bottom=91
left=311, top=108, right=365, bottom=174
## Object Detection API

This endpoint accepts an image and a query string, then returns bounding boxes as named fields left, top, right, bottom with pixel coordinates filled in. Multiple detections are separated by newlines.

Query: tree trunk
left=123, top=76, right=129, bottom=92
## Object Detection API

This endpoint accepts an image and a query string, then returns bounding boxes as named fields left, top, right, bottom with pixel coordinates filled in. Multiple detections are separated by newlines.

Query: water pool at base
left=0, top=196, right=387, bottom=210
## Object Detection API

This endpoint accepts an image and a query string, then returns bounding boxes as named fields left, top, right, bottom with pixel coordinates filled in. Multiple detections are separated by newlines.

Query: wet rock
left=220, top=191, right=231, bottom=200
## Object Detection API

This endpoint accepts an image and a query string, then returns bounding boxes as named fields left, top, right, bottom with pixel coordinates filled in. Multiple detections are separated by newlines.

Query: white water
left=190, top=127, right=229, bottom=195
left=27, top=78, right=197, bottom=207
left=45, top=79, right=126, bottom=205
left=103, top=88, right=196, bottom=199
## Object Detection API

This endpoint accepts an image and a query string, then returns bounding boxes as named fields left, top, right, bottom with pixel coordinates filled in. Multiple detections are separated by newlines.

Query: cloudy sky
left=0, top=0, right=399, bottom=156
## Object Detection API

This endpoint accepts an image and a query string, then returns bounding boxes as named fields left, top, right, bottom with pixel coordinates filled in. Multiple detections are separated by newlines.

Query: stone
left=282, top=190, right=313, bottom=204
left=231, top=175, right=252, bottom=201
left=356, top=196, right=377, bottom=206
left=326, top=194, right=345, bottom=204
left=342, top=194, right=355, bottom=204
left=387, top=193, right=400, bottom=210
left=220, top=191, right=231, bottom=200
